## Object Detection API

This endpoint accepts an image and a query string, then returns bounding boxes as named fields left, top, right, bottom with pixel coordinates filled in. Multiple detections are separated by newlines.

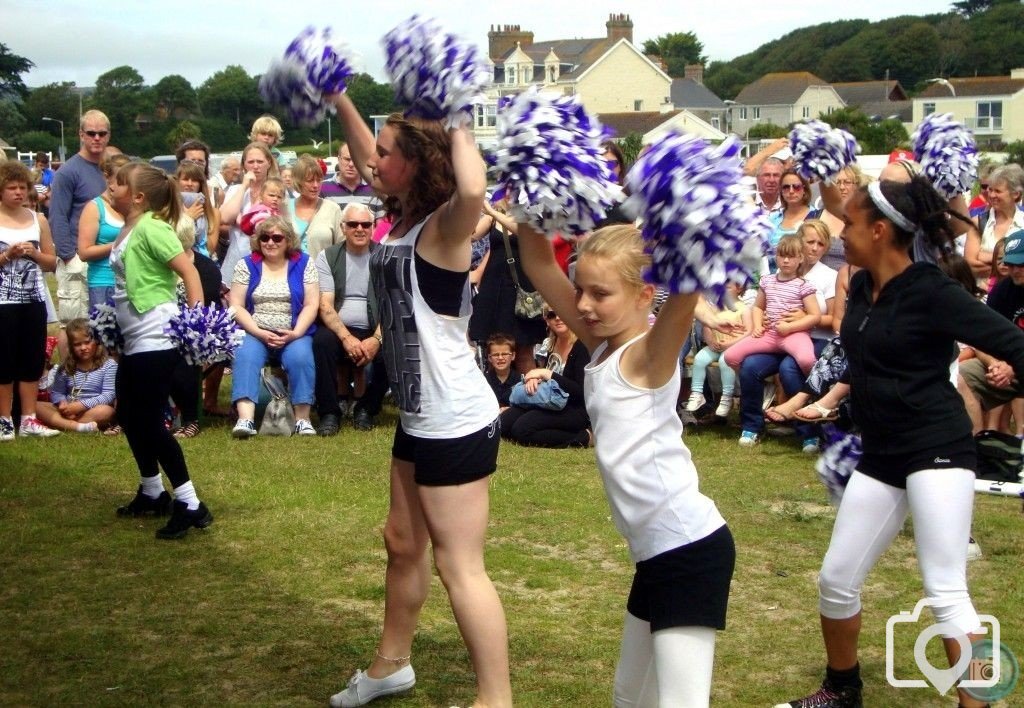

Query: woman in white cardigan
left=290, top=155, right=342, bottom=260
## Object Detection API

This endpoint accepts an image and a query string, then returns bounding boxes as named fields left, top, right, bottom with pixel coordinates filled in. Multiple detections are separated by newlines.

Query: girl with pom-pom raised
left=517, top=222, right=736, bottom=707
left=107, top=163, right=213, bottom=540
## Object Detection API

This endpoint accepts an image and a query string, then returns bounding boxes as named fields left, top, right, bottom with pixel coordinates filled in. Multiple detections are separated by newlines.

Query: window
left=549, top=66, right=556, bottom=83
left=476, top=104, right=496, bottom=129
left=739, top=107, right=747, bottom=120
left=711, top=115, right=720, bottom=129
left=634, top=99, right=643, bottom=111
left=802, top=106, right=810, bottom=119
left=977, top=101, right=1003, bottom=130
left=507, top=66, right=516, bottom=85
left=923, top=102, right=936, bottom=117
left=752, top=107, right=761, bottom=119
left=826, top=105, right=834, bottom=115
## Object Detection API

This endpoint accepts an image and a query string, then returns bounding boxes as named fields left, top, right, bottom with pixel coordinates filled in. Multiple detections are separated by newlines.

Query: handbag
left=259, top=369, right=295, bottom=436
left=509, top=379, right=569, bottom=411
left=500, top=225, right=544, bottom=320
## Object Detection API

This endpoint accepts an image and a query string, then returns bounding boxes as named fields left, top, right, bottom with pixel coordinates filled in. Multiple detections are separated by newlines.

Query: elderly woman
left=219, top=142, right=279, bottom=287
left=0, top=161, right=59, bottom=440
left=290, top=154, right=342, bottom=259
left=229, top=215, right=319, bottom=437
left=966, top=163, right=1024, bottom=283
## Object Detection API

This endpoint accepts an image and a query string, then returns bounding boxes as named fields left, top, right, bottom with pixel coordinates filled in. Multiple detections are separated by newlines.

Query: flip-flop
left=764, top=406, right=793, bottom=423
left=103, top=424, right=122, bottom=436
left=795, top=402, right=839, bottom=422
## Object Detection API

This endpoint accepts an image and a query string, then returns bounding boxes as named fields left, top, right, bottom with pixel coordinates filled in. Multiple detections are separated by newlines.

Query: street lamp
left=41, top=116, right=65, bottom=163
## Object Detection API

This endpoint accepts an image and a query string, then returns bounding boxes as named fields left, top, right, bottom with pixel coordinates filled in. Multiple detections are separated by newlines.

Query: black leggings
left=116, top=349, right=190, bottom=487
left=500, top=404, right=590, bottom=448
left=169, top=358, right=201, bottom=425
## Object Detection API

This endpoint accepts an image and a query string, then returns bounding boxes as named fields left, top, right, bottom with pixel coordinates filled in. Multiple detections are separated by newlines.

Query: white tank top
left=585, top=332, right=726, bottom=562
left=371, top=216, right=498, bottom=438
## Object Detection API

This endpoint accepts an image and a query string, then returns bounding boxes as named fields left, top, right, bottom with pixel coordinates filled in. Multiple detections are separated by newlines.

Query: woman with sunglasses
left=290, top=154, right=342, bottom=260
left=500, top=307, right=591, bottom=448
left=228, top=215, right=318, bottom=437
left=766, top=170, right=815, bottom=273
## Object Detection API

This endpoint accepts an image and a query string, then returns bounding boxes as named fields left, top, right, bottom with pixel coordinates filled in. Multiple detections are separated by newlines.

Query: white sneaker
left=19, top=416, right=59, bottom=437
left=0, top=417, right=14, bottom=442
left=967, top=536, right=982, bottom=562
left=685, top=392, right=706, bottom=412
left=330, top=665, right=416, bottom=708
left=232, top=419, right=257, bottom=439
left=294, top=419, right=316, bottom=436
left=715, top=396, right=733, bottom=418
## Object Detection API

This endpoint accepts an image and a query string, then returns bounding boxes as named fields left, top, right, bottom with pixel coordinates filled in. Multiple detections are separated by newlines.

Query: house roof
left=832, top=80, right=907, bottom=105
left=670, top=78, right=725, bottom=109
left=598, top=110, right=683, bottom=138
left=857, top=99, right=913, bottom=123
left=917, top=76, right=1024, bottom=98
left=734, top=72, right=831, bottom=105
left=499, top=37, right=610, bottom=76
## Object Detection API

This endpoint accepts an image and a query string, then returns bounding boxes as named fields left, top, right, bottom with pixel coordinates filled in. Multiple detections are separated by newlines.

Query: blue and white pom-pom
left=815, top=425, right=862, bottom=505
left=165, top=305, right=243, bottom=366
left=382, top=15, right=492, bottom=129
left=489, top=87, right=619, bottom=236
left=789, top=119, right=859, bottom=183
left=623, top=132, right=771, bottom=304
left=259, top=27, right=358, bottom=126
left=910, top=113, right=979, bottom=199
left=88, top=303, right=123, bottom=353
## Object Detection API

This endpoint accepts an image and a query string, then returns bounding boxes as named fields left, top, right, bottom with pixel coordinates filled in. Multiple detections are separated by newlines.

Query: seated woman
left=228, top=216, right=318, bottom=437
left=500, top=309, right=590, bottom=448
left=36, top=317, right=117, bottom=432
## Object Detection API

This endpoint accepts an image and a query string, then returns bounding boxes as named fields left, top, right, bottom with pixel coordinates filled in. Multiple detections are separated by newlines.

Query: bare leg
left=957, top=375, right=984, bottom=435
left=17, top=381, right=40, bottom=418
left=943, top=634, right=988, bottom=708
left=0, top=383, right=14, bottom=417
left=35, top=402, right=80, bottom=431
left=765, top=391, right=810, bottom=422
left=1014, top=398, right=1024, bottom=436
left=795, top=382, right=850, bottom=421
left=293, top=403, right=311, bottom=421
left=366, top=459, right=431, bottom=679
left=419, top=477, right=512, bottom=708
left=235, top=399, right=256, bottom=421
left=985, top=404, right=1006, bottom=433
left=79, top=404, right=116, bottom=426
left=821, top=614, right=861, bottom=670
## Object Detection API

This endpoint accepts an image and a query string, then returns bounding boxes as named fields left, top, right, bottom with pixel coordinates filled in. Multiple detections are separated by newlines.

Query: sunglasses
left=345, top=221, right=373, bottom=229
left=543, top=311, right=560, bottom=320
left=835, top=179, right=855, bottom=187
left=83, top=130, right=109, bottom=138
left=259, top=234, right=286, bottom=244
left=781, top=183, right=804, bottom=192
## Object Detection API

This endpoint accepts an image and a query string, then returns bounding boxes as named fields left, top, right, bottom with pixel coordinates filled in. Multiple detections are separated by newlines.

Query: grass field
left=1, top=409, right=1020, bottom=707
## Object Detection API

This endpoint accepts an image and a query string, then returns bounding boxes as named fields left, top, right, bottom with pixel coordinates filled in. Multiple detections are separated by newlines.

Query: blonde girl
left=36, top=317, right=116, bottom=432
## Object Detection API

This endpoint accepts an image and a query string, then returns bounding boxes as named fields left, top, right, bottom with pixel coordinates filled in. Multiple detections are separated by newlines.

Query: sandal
left=794, top=402, right=839, bottom=422
left=103, top=424, right=122, bottom=436
left=764, top=406, right=793, bottom=423
left=173, top=421, right=201, bottom=439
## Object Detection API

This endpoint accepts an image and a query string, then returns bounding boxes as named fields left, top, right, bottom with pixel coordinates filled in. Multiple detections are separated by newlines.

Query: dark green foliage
left=13, top=129, right=59, bottom=153
left=617, top=133, right=643, bottom=168
left=748, top=123, right=788, bottom=139
left=641, top=32, right=707, bottom=77
left=1004, top=141, right=1024, bottom=168
left=822, top=107, right=909, bottom=154
left=0, top=43, right=33, bottom=100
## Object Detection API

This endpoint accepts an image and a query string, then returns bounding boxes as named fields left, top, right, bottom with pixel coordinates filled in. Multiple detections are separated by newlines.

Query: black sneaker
left=352, top=408, right=375, bottom=431
left=116, top=487, right=172, bottom=517
left=317, top=413, right=341, bottom=436
left=155, top=500, right=213, bottom=540
left=774, top=680, right=862, bottom=708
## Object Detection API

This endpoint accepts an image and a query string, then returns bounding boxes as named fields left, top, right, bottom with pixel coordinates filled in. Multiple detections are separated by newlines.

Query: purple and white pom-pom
left=259, top=27, right=358, bottom=126
left=165, top=305, right=243, bottom=366
left=623, top=133, right=771, bottom=304
left=382, top=15, right=492, bottom=129
left=88, top=303, right=123, bottom=353
left=489, top=87, right=619, bottom=236
left=911, top=113, right=979, bottom=199
left=789, top=119, right=859, bottom=183
left=815, top=425, right=862, bottom=505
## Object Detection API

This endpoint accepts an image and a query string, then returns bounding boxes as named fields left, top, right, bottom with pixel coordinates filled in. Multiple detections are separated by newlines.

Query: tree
left=151, top=75, right=198, bottom=118
left=704, top=63, right=750, bottom=101
left=22, top=82, right=78, bottom=133
left=1004, top=141, right=1024, bottom=168
left=14, top=129, right=59, bottom=153
left=821, top=107, right=909, bottom=154
left=0, top=44, right=33, bottom=100
left=344, top=73, right=398, bottom=126
left=0, top=98, right=26, bottom=138
left=92, top=65, right=148, bottom=146
left=197, top=65, right=262, bottom=128
left=952, top=0, right=1017, bottom=17
left=641, top=32, right=707, bottom=77
left=818, top=44, right=873, bottom=83
left=166, top=120, right=201, bottom=152
left=748, top=123, right=788, bottom=139
left=617, top=133, right=644, bottom=168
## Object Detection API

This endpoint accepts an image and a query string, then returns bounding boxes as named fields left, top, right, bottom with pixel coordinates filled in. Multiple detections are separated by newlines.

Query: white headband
left=867, top=181, right=916, bottom=233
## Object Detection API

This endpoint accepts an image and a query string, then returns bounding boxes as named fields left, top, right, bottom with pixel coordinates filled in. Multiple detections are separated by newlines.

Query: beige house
left=599, top=110, right=726, bottom=145
left=913, top=70, right=1024, bottom=146
left=732, top=72, right=845, bottom=137
left=474, top=14, right=672, bottom=147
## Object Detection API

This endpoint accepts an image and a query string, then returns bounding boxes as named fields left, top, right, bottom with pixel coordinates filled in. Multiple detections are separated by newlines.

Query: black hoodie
left=842, top=262, right=1024, bottom=455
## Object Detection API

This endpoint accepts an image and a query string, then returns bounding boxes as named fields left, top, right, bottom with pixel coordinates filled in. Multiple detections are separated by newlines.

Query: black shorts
left=392, top=418, right=500, bottom=487
left=858, top=435, right=977, bottom=489
left=626, top=524, right=735, bottom=632
left=0, top=302, right=47, bottom=384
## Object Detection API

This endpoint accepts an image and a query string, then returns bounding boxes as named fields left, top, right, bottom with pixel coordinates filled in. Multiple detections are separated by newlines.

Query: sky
left=6, top=0, right=958, bottom=89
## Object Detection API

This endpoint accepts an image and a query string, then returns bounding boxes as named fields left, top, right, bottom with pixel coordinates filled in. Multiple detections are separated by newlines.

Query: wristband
left=373, top=333, right=383, bottom=344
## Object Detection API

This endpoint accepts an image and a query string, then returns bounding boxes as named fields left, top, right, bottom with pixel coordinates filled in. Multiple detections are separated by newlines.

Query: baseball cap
left=1002, top=230, right=1024, bottom=265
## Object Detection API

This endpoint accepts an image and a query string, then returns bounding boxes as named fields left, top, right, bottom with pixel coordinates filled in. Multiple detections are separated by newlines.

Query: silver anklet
left=375, top=650, right=410, bottom=664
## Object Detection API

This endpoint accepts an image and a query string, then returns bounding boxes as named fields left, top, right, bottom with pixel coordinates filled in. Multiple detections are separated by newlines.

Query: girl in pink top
left=723, top=234, right=821, bottom=375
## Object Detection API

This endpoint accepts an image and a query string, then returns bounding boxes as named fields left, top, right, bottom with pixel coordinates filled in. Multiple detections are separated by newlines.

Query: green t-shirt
left=123, top=212, right=184, bottom=313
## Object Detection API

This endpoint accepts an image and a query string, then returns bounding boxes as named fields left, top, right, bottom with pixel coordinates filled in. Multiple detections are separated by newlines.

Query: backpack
left=975, top=430, right=1023, bottom=483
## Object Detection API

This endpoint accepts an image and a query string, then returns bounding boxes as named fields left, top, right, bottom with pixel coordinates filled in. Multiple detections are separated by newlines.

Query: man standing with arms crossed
left=49, top=110, right=110, bottom=356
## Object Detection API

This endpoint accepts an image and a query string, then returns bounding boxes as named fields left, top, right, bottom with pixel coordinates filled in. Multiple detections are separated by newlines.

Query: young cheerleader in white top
left=518, top=223, right=735, bottom=707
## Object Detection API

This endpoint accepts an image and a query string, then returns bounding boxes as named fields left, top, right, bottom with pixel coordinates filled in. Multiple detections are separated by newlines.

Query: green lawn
left=1, top=412, right=1020, bottom=706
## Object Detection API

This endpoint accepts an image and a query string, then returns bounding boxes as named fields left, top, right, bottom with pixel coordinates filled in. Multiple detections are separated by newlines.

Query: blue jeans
left=231, top=332, right=315, bottom=406
left=738, top=339, right=828, bottom=436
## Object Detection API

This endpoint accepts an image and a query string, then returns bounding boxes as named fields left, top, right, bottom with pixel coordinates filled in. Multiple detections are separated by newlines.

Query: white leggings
left=613, top=612, right=716, bottom=708
left=818, top=469, right=981, bottom=635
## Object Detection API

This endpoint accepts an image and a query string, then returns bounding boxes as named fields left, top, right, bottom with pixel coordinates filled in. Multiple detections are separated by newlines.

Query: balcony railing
left=965, top=116, right=1003, bottom=133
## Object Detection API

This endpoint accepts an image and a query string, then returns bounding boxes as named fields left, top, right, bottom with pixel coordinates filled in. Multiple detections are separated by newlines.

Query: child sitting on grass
left=36, top=318, right=117, bottom=433
left=483, top=333, right=519, bottom=411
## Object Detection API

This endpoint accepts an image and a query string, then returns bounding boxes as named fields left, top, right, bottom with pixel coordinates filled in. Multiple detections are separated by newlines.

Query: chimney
left=684, top=64, right=704, bottom=85
left=605, top=13, right=633, bottom=44
left=488, top=24, right=534, bottom=62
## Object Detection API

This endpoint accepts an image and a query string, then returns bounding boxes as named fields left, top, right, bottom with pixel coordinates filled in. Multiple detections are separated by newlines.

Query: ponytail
left=129, top=164, right=182, bottom=225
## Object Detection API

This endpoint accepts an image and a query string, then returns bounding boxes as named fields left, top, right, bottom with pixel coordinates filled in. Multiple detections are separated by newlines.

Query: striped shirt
left=759, top=273, right=817, bottom=325
left=50, top=358, right=118, bottom=409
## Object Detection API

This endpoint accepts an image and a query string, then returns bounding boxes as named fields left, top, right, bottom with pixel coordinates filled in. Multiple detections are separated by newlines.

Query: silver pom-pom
left=789, top=119, right=859, bottom=183
left=910, top=113, right=979, bottom=199
left=88, top=303, right=122, bottom=353
left=489, top=87, right=619, bottom=237
left=382, top=15, right=492, bottom=129
left=165, top=305, right=244, bottom=367
left=623, top=132, right=771, bottom=304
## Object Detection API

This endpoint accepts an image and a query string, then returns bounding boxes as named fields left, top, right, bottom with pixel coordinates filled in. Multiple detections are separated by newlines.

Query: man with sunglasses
left=49, top=110, right=111, bottom=354
left=312, top=203, right=386, bottom=435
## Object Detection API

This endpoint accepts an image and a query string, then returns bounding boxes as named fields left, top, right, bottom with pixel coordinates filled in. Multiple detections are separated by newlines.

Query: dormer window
left=507, top=66, right=516, bottom=85
left=549, top=66, right=556, bottom=83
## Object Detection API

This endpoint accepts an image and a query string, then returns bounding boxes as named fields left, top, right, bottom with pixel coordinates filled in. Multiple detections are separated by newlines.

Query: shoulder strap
left=500, top=226, right=522, bottom=289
